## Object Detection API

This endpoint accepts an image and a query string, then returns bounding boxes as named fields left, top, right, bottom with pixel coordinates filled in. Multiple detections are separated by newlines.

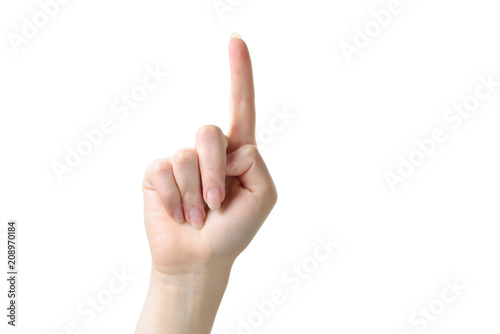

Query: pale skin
left=135, top=34, right=278, bottom=334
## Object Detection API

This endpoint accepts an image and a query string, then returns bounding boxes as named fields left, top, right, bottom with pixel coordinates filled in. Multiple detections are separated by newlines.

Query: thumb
left=226, top=145, right=277, bottom=199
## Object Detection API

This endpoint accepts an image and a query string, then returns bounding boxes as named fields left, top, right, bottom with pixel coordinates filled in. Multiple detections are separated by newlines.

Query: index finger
left=227, top=33, right=256, bottom=152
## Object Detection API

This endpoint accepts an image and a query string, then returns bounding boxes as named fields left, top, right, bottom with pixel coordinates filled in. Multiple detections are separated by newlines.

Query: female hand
left=141, top=33, right=277, bottom=279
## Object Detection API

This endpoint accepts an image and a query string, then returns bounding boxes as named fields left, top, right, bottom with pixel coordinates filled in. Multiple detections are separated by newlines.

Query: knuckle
left=196, top=125, right=223, bottom=142
left=152, top=159, right=172, bottom=175
left=144, top=158, right=170, bottom=189
left=241, top=144, right=260, bottom=159
left=171, top=148, right=197, bottom=165
left=271, top=186, right=278, bottom=205
left=263, top=182, right=278, bottom=207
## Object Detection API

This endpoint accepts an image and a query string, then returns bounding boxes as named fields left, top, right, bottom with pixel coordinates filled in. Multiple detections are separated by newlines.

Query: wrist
left=150, top=260, right=233, bottom=291
left=137, top=261, right=233, bottom=334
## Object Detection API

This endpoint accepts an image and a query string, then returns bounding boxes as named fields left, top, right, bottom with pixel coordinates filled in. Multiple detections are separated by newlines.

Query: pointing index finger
left=228, top=33, right=256, bottom=152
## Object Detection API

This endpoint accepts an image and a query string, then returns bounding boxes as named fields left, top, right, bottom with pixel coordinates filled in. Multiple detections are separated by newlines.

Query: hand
left=142, top=34, right=277, bottom=278
left=136, top=34, right=277, bottom=334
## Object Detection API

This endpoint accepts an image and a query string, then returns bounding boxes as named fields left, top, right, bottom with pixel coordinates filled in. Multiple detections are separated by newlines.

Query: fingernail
left=230, top=32, right=242, bottom=40
left=207, top=188, right=221, bottom=210
left=189, top=207, right=204, bottom=229
left=174, top=206, right=184, bottom=223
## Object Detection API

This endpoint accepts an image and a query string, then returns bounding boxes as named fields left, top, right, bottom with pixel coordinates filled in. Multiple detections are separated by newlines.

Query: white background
left=1, top=0, right=499, bottom=333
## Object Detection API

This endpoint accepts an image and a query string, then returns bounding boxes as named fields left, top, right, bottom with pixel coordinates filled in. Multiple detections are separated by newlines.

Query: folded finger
left=170, top=149, right=206, bottom=229
left=195, top=125, right=228, bottom=211
left=144, top=159, right=184, bottom=223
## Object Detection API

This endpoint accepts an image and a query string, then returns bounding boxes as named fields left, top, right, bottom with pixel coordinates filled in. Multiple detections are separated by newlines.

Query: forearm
left=135, top=262, right=233, bottom=334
